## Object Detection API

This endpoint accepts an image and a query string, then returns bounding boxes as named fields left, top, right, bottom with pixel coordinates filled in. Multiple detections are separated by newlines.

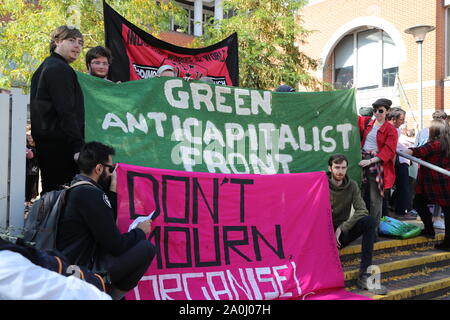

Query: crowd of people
left=1, top=24, right=449, bottom=299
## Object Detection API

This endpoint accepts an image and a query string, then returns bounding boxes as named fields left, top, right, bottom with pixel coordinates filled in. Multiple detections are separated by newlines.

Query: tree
left=193, top=0, right=321, bottom=91
left=0, top=0, right=187, bottom=89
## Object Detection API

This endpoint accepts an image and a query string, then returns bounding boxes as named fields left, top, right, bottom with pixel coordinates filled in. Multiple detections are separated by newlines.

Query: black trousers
left=107, top=240, right=156, bottom=291
left=413, top=194, right=450, bottom=244
left=339, top=216, right=376, bottom=274
left=25, top=174, right=39, bottom=202
left=36, top=141, right=79, bottom=195
left=392, top=162, right=412, bottom=216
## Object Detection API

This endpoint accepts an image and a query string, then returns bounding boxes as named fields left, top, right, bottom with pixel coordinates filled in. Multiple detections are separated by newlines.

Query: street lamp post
left=404, top=24, right=435, bottom=131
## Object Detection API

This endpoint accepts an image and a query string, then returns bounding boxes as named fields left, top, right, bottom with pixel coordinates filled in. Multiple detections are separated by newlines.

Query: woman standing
left=359, top=98, right=398, bottom=235
left=404, top=120, right=450, bottom=250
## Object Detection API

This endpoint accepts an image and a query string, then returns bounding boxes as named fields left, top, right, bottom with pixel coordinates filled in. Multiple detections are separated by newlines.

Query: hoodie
left=327, top=172, right=369, bottom=233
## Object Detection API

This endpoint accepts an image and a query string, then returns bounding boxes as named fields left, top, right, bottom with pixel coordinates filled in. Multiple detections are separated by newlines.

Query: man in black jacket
left=30, top=26, right=85, bottom=194
left=56, top=142, right=155, bottom=300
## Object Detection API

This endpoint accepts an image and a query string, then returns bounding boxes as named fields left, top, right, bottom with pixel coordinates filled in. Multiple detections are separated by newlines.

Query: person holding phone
left=56, top=141, right=155, bottom=300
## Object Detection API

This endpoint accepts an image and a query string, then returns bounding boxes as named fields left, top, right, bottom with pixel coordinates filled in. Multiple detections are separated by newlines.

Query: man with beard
left=56, top=142, right=155, bottom=300
left=327, top=154, right=387, bottom=295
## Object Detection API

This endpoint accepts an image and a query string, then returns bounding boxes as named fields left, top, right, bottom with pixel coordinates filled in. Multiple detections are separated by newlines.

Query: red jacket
left=360, top=120, right=398, bottom=189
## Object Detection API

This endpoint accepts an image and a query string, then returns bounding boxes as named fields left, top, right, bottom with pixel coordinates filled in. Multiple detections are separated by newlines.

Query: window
left=171, top=4, right=214, bottom=35
left=333, top=28, right=399, bottom=90
left=334, top=35, right=354, bottom=89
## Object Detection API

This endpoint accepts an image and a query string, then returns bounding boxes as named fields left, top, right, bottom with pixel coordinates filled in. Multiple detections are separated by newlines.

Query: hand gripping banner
left=103, top=1, right=239, bottom=86
left=116, top=164, right=369, bottom=300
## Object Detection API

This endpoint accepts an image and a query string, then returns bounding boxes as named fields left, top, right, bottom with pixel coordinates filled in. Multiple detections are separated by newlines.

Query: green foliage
left=193, top=0, right=321, bottom=91
left=0, top=0, right=187, bottom=89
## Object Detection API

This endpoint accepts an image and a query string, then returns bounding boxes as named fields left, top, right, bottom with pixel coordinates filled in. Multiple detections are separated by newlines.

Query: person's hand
left=26, top=148, right=34, bottom=159
left=358, top=159, right=372, bottom=167
left=335, top=227, right=342, bottom=248
left=109, top=168, right=117, bottom=193
left=137, top=219, right=152, bottom=235
left=74, top=152, right=80, bottom=162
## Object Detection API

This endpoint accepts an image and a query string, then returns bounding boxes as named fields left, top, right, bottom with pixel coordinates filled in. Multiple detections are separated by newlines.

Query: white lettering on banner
left=164, top=79, right=272, bottom=116
left=101, top=111, right=354, bottom=174
left=134, top=262, right=302, bottom=300
left=147, top=112, right=167, bottom=137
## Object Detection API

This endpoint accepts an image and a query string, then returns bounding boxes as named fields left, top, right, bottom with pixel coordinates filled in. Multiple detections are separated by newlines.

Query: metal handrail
left=397, top=150, right=450, bottom=177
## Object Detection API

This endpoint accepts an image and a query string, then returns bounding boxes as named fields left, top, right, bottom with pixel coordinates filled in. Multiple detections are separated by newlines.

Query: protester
left=56, top=141, right=156, bottom=300
left=86, top=46, right=112, bottom=80
left=275, top=84, right=295, bottom=92
left=30, top=26, right=85, bottom=195
left=0, top=237, right=111, bottom=300
left=156, top=64, right=177, bottom=77
left=386, top=107, right=413, bottom=218
left=359, top=98, right=398, bottom=235
left=414, top=110, right=448, bottom=228
left=327, top=154, right=387, bottom=295
left=25, top=132, right=39, bottom=209
left=403, top=120, right=450, bottom=250
left=415, top=110, right=448, bottom=147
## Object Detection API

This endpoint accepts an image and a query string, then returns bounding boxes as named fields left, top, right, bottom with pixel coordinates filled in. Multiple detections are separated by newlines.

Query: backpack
left=0, top=237, right=107, bottom=293
left=22, top=181, right=94, bottom=251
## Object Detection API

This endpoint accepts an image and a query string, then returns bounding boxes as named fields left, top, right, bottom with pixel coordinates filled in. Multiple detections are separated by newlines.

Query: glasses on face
left=91, top=61, right=110, bottom=66
left=101, top=163, right=115, bottom=173
left=374, top=108, right=386, bottom=114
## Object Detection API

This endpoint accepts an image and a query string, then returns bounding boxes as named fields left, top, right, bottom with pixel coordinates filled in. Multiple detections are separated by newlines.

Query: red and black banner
left=103, top=1, right=239, bottom=86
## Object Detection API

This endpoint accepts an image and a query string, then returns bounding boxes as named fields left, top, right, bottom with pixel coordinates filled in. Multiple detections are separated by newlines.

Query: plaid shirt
left=411, top=140, right=450, bottom=206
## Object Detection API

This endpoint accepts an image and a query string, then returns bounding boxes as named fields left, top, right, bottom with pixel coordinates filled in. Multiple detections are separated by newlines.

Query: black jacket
left=56, top=175, right=146, bottom=268
left=30, top=52, right=85, bottom=155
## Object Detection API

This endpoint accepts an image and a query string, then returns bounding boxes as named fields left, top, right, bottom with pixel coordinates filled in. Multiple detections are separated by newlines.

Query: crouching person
left=327, top=154, right=387, bottom=295
left=56, top=141, right=155, bottom=300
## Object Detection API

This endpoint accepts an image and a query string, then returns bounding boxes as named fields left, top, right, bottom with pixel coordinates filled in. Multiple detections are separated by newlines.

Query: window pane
left=383, top=66, right=398, bottom=87
left=334, top=34, right=354, bottom=89
left=334, top=34, right=354, bottom=68
left=335, top=66, right=354, bottom=89
left=357, top=29, right=381, bottom=89
left=382, top=32, right=398, bottom=87
left=382, top=32, right=398, bottom=69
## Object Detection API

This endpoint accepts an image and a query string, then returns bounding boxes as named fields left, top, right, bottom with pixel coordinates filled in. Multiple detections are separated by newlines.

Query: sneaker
left=407, top=209, right=418, bottom=217
left=433, top=220, right=445, bottom=230
left=357, top=273, right=388, bottom=295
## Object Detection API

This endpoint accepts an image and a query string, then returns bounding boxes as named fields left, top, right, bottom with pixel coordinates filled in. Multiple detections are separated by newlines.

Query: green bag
left=379, top=216, right=422, bottom=239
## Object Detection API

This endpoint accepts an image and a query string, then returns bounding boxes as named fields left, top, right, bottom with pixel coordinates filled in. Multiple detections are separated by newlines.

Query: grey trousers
left=362, top=167, right=384, bottom=234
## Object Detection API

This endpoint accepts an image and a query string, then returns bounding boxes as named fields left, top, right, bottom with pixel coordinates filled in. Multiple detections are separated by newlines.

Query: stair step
left=339, top=234, right=445, bottom=262
left=349, top=266, right=450, bottom=300
left=344, top=251, right=450, bottom=286
left=343, top=246, right=437, bottom=270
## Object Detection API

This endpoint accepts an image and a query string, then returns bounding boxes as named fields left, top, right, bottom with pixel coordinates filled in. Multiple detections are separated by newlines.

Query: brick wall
left=299, top=0, right=448, bottom=127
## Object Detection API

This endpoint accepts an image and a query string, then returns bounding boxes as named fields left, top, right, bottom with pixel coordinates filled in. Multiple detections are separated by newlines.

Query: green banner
left=78, top=72, right=362, bottom=180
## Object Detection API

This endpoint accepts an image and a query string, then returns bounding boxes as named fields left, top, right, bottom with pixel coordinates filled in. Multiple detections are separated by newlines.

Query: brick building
left=300, top=0, right=450, bottom=131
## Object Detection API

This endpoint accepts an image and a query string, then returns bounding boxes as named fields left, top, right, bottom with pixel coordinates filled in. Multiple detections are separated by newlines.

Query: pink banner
left=116, top=164, right=369, bottom=300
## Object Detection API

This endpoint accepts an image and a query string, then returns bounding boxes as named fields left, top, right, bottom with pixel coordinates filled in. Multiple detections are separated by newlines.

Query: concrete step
left=339, top=233, right=445, bottom=263
left=344, top=250, right=450, bottom=287
left=349, top=266, right=450, bottom=300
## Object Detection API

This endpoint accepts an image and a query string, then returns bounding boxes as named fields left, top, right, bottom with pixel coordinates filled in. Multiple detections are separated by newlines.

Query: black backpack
left=22, top=181, right=93, bottom=251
